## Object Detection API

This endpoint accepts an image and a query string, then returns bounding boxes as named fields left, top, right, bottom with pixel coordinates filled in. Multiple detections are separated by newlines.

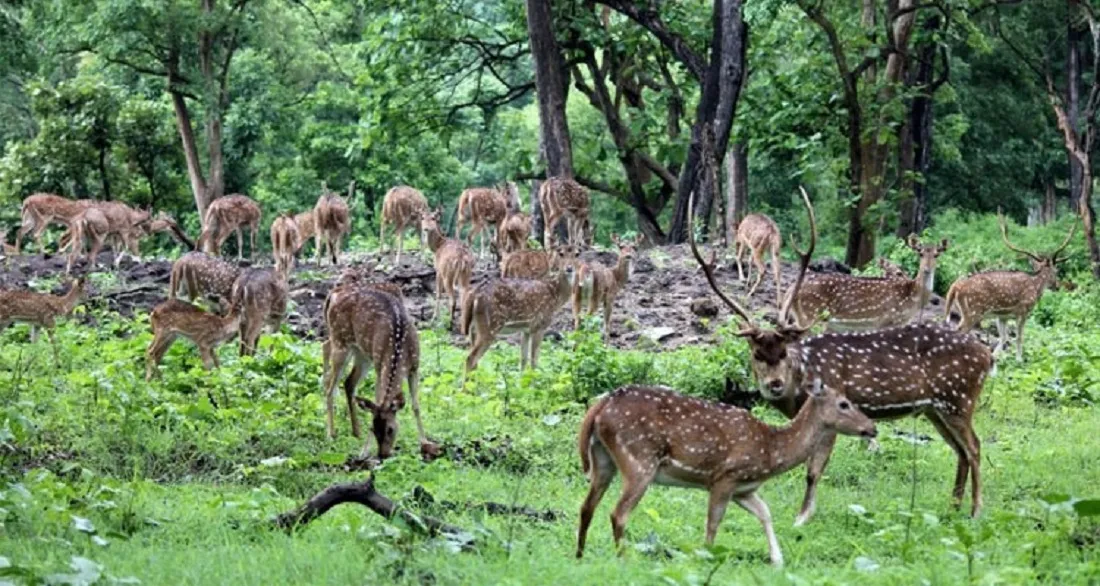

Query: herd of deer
left=0, top=176, right=1080, bottom=565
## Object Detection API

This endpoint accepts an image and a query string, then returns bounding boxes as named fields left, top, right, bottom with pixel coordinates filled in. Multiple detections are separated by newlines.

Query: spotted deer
left=168, top=251, right=242, bottom=313
left=690, top=188, right=992, bottom=522
left=571, top=234, right=640, bottom=339
left=198, top=194, right=262, bottom=260
left=460, top=247, right=577, bottom=381
left=15, top=193, right=92, bottom=253
left=539, top=177, right=590, bottom=247
left=270, top=214, right=300, bottom=280
left=456, top=182, right=519, bottom=257
left=332, top=265, right=404, bottom=300
left=420, top=209, right=475, bottom=325
left=144, top=299, right=242, bottom=380
left=732, top=213, right=782, bottom=305
left=497, top=208, right=532, bottom=254
left=878, top=257, right=908, bottom=279
left=294, top=210, right=316, bottom=254
left=576, top=381, right=876, bottom=565
left=314, top=182, right=352, bottom=265
left=787, top=234, right=948, bottom=331
left=0, top=277, right=87, bottom=364
left=321, top=284, right=438, bottom=460
left=499, top=246, right=576, bottom=280
left=944, top=214, right=1076, bottom=360
left=230, top=268, right=288, bottom=356
left=61, top=202, right=152, bottom=270
left=380, top=185, right=429, bottom=262
left=64, top=206, right=110, bottom=274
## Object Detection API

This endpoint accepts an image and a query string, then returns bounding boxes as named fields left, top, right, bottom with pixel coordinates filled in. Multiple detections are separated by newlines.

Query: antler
left=1050, top=217, right=1078, bottom=262
left=778, top=186, right=817, bottom=326
left=998, top=209, right=1043, bottom=263
left=689, top=190, right=754, bottom=327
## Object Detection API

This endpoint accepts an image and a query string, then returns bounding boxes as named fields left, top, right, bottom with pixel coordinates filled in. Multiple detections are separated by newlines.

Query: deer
left=270, top=214, right=300, bottom=280
left=690, top=187, right=992, bottom=523
left=944, top=213, right=1076, bottom=361
left=0, top=229, right=18, bottom=255
left=878, top=257, right=908, bottom=279
left=380, top=185, right=429, bottom=263
left=539, top=176, right=591, bottom=248
left=498, top=246, right=575, bottom=280
left=732, top=212, right=783, bottom=305
left=332, top=265, right=404, bottom=300
left=456, top=182, right=520, bottom=258
left=168, top=251, right=242, bottom=313
left=497, top=208, right=531, bottom=254
left=419, top=209, right=475, bottom=325
left=230, top=268, right=288, bottom=356
left=314, top=182, right=352, bottom=265
left=460, top=246, right=577, bottom=382
left=571, top=234, right=641, bottom=340
left=321, top=283, right=439, bottom=460
left=64, top=206, right=110, bottom=274
left=197, top=194, right=262, bottom=260
left=144, top=299, right=242, bottom=380
left=14, top=193, right=93, bottom=254
left=575, top=380, right=876, bottom=565
left=293, top=210, right=316, bottom=255
left=0, top=277, right=87, bottom=364
left=786, top=234, right=949, bottom=331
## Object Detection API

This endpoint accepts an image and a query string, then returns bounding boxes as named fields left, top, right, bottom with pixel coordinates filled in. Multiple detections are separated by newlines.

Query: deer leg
left=794, top=432, right=837, bottom=526
left=925, top=411, right=970, bottom=510
left=704, top=482, right=736, bottom=544
left=939, top=413, right=981, bottom=517
left=407, top=363, right=429, bottom=447
left=734, top=241, right=746, bottom=281
left=145, top=332, right=176, bottom=380
left=462, top=328, right=494, bottom=387
left=250, top=224, right=257, bottom=261
left=529, top=330, right=546, bottom=370
left=771, top=245, right=782, bottom=308
left=735, top=492, right=783, bottom=566
left=343, top=358, right=367, bottom=440
left=576, top=440, right=617, bottom=558
left=45, top=326, right=60, bottom=366
left=198, top=344, right=220, bottom=370
left=241, top=317, right=263, bottom=357
left=396, top=224, right=405, bottom=264
left=602, top=298, right=613, bottom=341
left=322, top=343, right=351, bottom=440
left=992, top=318, right=1007, bottom=355
left=572, top=286, right=583, bottom=330
left=608, top=465, right=655, bottom=555
left=747, top=248, right=766, bottom=298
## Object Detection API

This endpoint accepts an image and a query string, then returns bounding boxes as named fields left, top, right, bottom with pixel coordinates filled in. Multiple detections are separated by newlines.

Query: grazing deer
left=270, top=214, right=300, bottom=280
left=230, top=268, right=288, bottom=356
left=539, top=176, right=591, bottom=247
left=944, top=214, right=1076, bottom=360
left=380, top=185, right=429, bottom=262
left=145, top=299, right=242, bottom=380
left=64, top=206, right=110, bottom=274
left=95, top=201, right=152, bottom=258
left=732, top=213, right=782, bottom=305
left=497, top=208, right=531, bottom=254
left=198, top=194, right=262, bottom=260
left=314, top=182, right=352, bottom=265
left=787, top=234, right=948, bottom=331
left=878, top=257, right=908, bottom=279
left=168, top=251, right=242, bottom=313
left=499, top=246, right=576, bottom=280
left=293, top=210, right=316, bottom=254
left=15, top=193, right=92, bottom=254
left=420, top=209, right=475, bottom=324
left=0, top=277, right=87, bottom=364
left=321, top=285, right=437, bottom=460
left=143, top=212, right=195, bottom=250
left=690, top=188, right=992, bottom=522
left=456, top=182, right=520, bottom=257
left=460, top=248, right=577, bottom=380
left=576, top=381, right=876, bottom=564
left=571, top=234, right=641, bottom=339
left=332, top=266, right=404, bottom=300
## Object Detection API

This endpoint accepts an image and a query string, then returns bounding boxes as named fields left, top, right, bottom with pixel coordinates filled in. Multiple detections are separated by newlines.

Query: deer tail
left=460, top=287, right=475, bottom=338
left=943, top=285, right=957, bottom=320
left=578, top=395, right=610, bottom=478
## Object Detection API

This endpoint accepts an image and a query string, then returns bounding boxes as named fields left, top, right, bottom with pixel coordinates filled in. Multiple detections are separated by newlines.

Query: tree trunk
left=199, top=0, right=225, bottom=209
left=97, top=146, right=112, bottom=201
left=526, top=0, right=574, bottom=179
left=897, top=16, right=939, bottom=238
left=1043, top=180, right=1057, bottom=223
left=666, top=0, right=746, bottom=243
left=1080, top=170, right=1100, bottom=279
left=531, top=179, right=545, bottom=247
left=1067, top=14, right=1084, bottom=212
left=169, top=88, right=210, bottom=220
left=723, top=142, right=747, bottom=246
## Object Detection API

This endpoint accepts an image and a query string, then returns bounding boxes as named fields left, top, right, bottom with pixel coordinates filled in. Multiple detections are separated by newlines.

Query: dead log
left=270, top=474, right=474, bottom=548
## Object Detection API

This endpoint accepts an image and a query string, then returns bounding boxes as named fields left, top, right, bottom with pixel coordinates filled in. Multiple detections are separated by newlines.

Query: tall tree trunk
left=169, top=87, right=210, bottom=219
left=723, top=142, right=748, bottom=246
left=897, top=16, right=940, bottom=237
left=666, top=0, right=746, bottom=243
left=1080, top=169, right=1100, bottom=278
left=1043, top=180, right=1057, bottom=223
left=526, top=0, right=574, bottom=246
left=97, top=146, right=112, bottom=201
left=1067, top=14, right=1084, bottom=212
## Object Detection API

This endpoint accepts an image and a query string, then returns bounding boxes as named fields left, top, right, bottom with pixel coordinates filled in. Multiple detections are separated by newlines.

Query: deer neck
left=763, top=397, right=831, bottom=476
left=222, top=310, right=243, bottom=336
left=425, top=227, right=446, bottom=252
left=58, top=286, right=84, bottom=314
left=612, top=254, right=633, bottom=286
left=911, top=263, right=935, bottom=307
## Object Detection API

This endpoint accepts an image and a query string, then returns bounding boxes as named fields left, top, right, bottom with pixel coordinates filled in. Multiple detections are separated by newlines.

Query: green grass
left=2, top=287, right=1100, bottom=585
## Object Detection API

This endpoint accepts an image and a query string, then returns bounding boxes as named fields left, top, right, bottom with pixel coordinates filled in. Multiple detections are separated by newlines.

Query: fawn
left=230, top=268, right=288, bottom=356
left=0, top=277, right=87, bottom=364
left=571, top=234, right=640, bottom=339
left=145, top=299, right=242, bottom=380
left=420, top=209, right=475, bottom=325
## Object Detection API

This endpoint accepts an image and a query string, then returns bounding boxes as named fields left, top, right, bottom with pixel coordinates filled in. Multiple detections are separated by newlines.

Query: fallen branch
left=270, top=474, right=474, bottom=548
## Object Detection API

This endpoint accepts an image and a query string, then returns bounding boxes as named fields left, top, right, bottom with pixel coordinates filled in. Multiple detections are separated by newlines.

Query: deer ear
left=938, top=239, right=949, bottom=253
left=355, top=397, right=378, bottom=412
left=906, top=233, right=920, bottom=249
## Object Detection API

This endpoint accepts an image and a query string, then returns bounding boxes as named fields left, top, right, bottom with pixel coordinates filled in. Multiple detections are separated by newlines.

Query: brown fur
left=456, top=182, right=519, bottom=257
left=380, top=185, right=429, bottom=262
left=270, top=215, right=301, bottom=279
left=499, top=246, right=575, bottom=280
left=732, top=213, right=782, bottom=305
left=314, top=184, right=351, bottom=265
left=168, top=251, right=242, bottom=312
left=420, top=210, right=475, bottom=326
left=572, top=235, right=640, bottom=339
left=198, top=194, right=262, bottom=259
left=145, top=299, right=242, bottom=380
left=497, top=208, right=531, bottom=254
left=15, top=193, right=92, bottom=254
left=539, top=177, right=590, bottom=247
left=0, top=278, right=87, bottom=363
left=230, top=268, right=287, bottom=356
left=294, top=211, right=316, bottom=253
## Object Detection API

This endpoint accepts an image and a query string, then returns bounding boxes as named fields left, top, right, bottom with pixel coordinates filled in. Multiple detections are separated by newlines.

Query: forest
left=1, top=0, right=1100, bottom=585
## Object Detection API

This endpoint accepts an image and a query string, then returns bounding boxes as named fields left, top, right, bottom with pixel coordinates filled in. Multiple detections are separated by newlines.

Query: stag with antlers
left=944, top=213, right=1076, bottom=360
left=787, top=234, right=948, bottom=331
left=691, top=188, right=992, bottom=522
left=576, top=380, right=876, bottom=564
left=380, top=185, right=429, bottom=263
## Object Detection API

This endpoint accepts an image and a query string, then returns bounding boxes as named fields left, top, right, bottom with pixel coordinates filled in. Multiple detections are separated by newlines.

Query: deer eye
left=838, top=400, right=851, bottom=411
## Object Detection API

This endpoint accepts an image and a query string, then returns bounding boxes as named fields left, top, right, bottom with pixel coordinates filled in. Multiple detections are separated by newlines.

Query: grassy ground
left=2, top=284, right=1100, bottom=585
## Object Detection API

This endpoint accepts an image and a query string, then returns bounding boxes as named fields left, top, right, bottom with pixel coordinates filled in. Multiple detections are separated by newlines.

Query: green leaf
left=1072, top=499, right=1100, bottom=517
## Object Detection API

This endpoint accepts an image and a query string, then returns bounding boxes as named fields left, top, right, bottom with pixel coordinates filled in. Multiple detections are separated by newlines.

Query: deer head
left=999, top=210, right=1076, bottom=287
left=355, top=396, right=403, bottom=459
left=906, top=234, right=948, bottom=291
left=690, top=186, right=816, bottom=400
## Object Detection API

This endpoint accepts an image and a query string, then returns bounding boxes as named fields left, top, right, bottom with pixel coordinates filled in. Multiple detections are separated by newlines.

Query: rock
left=810, top=257, right=850, bottom=274
left=633, top=257, right=656, bottom=273
left=690, top=297, right=719, bottom=318
left=641, top=326, right=678, bottom=343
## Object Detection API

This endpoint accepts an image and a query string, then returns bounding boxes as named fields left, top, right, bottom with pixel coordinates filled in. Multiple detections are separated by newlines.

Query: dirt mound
left=0, top=244, right=910, bottom=351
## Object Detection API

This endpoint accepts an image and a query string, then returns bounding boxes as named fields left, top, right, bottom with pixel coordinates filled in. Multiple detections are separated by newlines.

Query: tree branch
left=594, top=0, right=706, bottom=81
